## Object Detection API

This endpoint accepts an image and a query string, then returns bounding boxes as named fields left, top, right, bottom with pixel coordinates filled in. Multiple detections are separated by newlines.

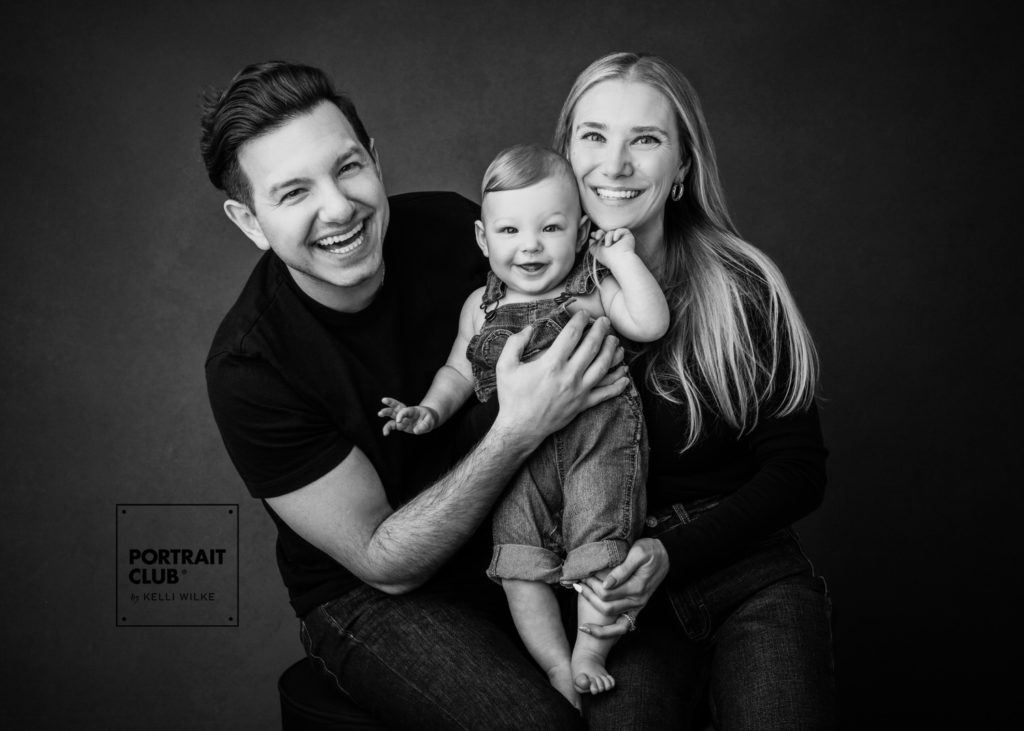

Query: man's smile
left=314, top=221, right=365, bottom=253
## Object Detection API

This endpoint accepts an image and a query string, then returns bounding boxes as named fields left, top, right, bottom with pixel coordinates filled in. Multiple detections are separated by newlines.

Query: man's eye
left=339, top=162, right=362, bottom=175
left=281, top=189, right=303, bottom=202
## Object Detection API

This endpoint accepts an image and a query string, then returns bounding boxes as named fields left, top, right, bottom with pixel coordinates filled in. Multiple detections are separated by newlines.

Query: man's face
left=227, top=101, right=389, bottom=311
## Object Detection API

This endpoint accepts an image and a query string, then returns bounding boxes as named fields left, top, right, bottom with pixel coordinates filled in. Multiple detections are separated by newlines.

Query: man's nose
left=318, top=182, right=356, bottom=223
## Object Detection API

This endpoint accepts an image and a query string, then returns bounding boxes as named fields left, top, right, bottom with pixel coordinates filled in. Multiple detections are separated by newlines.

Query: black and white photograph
left=1, top=1, right=1017, bottom=728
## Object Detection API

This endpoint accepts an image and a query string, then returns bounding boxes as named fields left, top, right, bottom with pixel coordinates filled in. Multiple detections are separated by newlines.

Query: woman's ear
left=576, top=214, right=591, bottom=252
left=223, top=199, right=270, bottom=251
left=677, top=156, right=692, bottom=183
left=474, top=220, right=489, bottom=257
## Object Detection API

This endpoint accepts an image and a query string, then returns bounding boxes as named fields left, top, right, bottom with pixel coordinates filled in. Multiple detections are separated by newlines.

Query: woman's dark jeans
left=586, top=501, right=837, bottom=730
left=300, top=578, right=584, bottom=730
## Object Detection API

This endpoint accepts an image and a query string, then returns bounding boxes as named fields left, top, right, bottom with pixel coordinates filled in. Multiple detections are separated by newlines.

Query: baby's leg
left=503, top=579, right=580, bottom=710
left=571, top=568, right=618, bottom=694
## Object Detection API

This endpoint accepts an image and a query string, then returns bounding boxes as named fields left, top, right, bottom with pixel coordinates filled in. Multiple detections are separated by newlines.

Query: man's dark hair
left=200, top=61, right=372, bottom=208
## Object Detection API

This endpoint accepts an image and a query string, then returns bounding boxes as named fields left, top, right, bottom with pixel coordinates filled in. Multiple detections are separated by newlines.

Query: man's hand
left=491, top=312, right=627, bottom=448
left=378, top=398, right=439, bottom=436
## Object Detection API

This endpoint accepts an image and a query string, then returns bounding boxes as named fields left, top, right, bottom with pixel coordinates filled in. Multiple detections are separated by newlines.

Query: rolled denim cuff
left=487, top=543, right=563, bottom=584
left=560, top=539, right=630, bottom=585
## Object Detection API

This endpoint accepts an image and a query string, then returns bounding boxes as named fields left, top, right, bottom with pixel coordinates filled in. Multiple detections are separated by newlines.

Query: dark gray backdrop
left=1, top=1, right=1017, bottom=728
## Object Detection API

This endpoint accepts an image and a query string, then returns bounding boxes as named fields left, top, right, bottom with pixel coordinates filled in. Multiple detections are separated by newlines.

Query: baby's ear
left=474, top=221, right=489, bottom=257
left=576, top=214, right=591, bottom=252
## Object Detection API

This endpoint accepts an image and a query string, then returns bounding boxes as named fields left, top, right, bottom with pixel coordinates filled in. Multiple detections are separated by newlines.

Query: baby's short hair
left=481, top=143, right=576, bottom=197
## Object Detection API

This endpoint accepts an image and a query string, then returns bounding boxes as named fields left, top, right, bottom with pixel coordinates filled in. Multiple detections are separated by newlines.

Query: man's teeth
left=316, top=223, right=364, bottom=250
left=595, top=188, right=640, bottom=200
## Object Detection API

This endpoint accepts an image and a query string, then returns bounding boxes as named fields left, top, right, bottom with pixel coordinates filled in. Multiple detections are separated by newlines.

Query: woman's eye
left=580, top=131, right=605, bottom=143
left=634, top=134, right=660, bottom=145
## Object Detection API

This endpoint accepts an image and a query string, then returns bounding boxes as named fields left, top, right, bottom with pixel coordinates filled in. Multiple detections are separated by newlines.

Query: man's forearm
left=365, top=421, right=538, bottom=593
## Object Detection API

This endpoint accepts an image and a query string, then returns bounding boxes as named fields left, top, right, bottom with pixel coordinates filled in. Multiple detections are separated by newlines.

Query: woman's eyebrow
left=632, top=125, right=669, bottom=135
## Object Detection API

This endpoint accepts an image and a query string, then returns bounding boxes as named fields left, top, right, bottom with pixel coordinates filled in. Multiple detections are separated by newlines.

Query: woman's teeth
left=595, top=188, right=640, bottom=200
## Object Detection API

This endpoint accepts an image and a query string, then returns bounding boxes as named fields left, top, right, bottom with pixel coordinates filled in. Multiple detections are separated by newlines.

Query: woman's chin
left=586, top=212, right=635, bottom=232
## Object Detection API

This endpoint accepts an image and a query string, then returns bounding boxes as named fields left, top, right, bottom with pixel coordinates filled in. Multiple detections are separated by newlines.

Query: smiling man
left=201, top=61, right=625, bottom=728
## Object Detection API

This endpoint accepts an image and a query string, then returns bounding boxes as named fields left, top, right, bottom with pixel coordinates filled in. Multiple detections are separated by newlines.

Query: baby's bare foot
left=572, top=651, right=615, bottom=695
left=547, top=662, right=582, bottom=710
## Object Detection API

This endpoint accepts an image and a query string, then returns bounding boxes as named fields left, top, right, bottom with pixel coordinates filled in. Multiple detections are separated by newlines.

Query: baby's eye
left=542, top=224, right=563, bottom=233
left=498, top=226, right=518, bottom=235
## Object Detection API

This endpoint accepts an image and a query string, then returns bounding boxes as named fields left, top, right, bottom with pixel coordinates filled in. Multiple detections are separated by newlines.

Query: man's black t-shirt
left=206, top=192, right=488, bottom=617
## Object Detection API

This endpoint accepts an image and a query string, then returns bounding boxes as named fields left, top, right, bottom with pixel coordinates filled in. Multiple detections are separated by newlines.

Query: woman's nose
left=601, top=143, right=633, bottom=177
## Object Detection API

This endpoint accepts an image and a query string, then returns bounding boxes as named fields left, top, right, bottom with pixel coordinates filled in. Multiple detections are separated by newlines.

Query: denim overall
left=468, top=255, right=648, bottom=584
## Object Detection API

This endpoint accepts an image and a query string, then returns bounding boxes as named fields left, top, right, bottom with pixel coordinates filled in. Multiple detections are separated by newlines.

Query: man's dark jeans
left=301, top=576, right=584, bottom=730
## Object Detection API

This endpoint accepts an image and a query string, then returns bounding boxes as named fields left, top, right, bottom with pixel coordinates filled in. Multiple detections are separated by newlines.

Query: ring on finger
left=621, top=610, right=637, bottom=632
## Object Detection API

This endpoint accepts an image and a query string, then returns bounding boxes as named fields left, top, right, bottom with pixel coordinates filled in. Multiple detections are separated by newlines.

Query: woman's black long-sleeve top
left=633, top=354, right=828, bottom=582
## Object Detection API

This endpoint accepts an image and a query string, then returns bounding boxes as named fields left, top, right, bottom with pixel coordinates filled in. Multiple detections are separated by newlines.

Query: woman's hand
left=575, top=538, right=670, bottom=638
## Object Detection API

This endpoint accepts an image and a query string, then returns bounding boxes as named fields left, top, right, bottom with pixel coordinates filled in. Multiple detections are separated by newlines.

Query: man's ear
left=576, top=214, right=591, bottom=252
left=474, top=221, right=489, bottom=257
left=223, top=199, right=270, bottom=251
left=369, top=138, right=383, bottom=183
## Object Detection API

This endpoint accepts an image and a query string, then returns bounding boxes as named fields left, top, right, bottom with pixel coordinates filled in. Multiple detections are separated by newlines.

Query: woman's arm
left=656, top=403, right=827, bottom=578
left=577, top=402, right=827, bottom=636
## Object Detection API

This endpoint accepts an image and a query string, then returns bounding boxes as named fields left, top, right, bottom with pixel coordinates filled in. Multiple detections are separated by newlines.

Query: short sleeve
left=206, top=352, right=353, bottom=498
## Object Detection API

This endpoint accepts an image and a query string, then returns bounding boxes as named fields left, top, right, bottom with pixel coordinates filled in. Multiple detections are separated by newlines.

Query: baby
left=379, top=144, right=668, bottom=706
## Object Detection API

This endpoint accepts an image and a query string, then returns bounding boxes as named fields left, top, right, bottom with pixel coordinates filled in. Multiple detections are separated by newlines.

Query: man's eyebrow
left=267, top=147, right=364, bottom=197
left=268, top=176, right=311, bottom=198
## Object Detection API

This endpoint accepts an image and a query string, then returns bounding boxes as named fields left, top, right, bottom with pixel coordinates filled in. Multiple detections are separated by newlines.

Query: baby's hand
left=378, top=398, right=439, bottom=436
left=588, top=227, right=636, bottom=267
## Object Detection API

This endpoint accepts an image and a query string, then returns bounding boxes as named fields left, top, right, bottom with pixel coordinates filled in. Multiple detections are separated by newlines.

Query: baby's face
left=477, top=176, right=585, bottom=299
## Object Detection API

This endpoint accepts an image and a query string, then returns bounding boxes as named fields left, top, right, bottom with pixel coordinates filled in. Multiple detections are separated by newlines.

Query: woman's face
left=568, top=79, right=686, bottom=248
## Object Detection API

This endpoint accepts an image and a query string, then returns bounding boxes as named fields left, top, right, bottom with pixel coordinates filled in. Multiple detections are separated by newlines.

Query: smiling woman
left=555, top=52, right=836, bottom=729
left=568, top=79, right=687, bottom=255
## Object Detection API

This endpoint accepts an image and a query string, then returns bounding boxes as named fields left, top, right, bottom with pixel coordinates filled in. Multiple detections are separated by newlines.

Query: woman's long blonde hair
left=554, top=52, right=819, bottom=451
